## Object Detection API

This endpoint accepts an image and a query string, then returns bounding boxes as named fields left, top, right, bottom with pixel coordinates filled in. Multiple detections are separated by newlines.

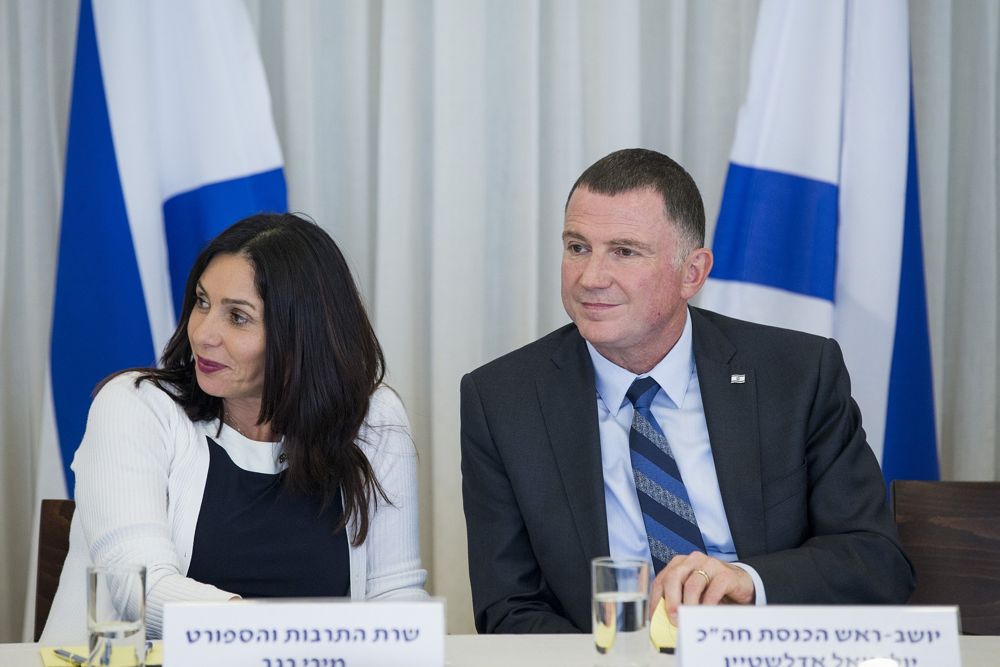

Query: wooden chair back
left=892, top=480, right=1000, bottom=635
left=35, top=498, right=76, bottom=641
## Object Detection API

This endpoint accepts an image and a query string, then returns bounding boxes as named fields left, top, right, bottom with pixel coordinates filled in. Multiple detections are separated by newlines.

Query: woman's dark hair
left=125, top=213, right=387, bottom=546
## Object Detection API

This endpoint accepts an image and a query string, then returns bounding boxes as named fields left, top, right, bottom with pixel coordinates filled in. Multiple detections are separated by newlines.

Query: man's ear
left=681, top=247, right=713, bottom=299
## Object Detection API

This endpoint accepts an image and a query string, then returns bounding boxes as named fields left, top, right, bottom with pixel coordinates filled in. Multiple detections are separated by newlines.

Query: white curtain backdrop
left=1, top=0, right=997, bottom=640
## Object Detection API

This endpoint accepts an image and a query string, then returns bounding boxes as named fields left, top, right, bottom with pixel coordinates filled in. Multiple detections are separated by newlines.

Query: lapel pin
left=730, top=374, right=746, bottom=384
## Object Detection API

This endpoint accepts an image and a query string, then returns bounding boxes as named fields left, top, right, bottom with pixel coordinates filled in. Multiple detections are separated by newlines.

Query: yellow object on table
left=594, top=615, right=616, bottom=653
left=649, top=599, right=678, bottom=654
left=39, top=642, right=162, bottom=667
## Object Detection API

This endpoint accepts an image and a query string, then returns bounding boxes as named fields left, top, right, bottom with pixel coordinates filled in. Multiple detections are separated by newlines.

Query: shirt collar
left=587, top=308, right=695, bottom=417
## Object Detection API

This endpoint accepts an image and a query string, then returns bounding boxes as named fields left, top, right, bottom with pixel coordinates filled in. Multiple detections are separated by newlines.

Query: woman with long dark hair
left=43, top=213, right=426, bottom=641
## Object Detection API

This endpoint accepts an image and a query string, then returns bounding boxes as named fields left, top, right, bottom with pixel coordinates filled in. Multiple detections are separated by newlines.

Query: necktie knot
left=626, top=376, right=661, bottom=410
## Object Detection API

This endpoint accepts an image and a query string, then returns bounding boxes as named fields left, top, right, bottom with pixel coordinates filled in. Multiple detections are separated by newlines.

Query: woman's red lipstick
left=196, top=357, right=226, bottom=374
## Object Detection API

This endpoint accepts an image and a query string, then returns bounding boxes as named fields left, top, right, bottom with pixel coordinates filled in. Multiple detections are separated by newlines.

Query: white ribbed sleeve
left=72, top=375, right=233, bottom=637
left=351, top=386, right=429, bottom=602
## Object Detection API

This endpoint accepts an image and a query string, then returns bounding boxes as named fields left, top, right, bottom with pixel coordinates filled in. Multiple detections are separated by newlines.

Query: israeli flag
left=698, top=0, right=938, bottom=483
left=41, top=0, right=287, bottom=501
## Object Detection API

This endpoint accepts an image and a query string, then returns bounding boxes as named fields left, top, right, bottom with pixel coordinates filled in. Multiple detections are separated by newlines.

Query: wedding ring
left=694, top=569, right=711, bottom=586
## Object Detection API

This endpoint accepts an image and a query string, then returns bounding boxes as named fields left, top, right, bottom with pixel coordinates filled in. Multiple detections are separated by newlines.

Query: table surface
left=4, top=634, right=1000, bottom=666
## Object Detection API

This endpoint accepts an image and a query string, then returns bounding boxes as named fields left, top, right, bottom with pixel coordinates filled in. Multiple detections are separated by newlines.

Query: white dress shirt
left=588, top=308, right=766, bottom=602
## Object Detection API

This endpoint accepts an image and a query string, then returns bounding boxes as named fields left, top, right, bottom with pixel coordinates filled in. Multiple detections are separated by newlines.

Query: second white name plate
left=678, top=605, right=960, bottom=667
left=162, top=598, right=444, bottom=667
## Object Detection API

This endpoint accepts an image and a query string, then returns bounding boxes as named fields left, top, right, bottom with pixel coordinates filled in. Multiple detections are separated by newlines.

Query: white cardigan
left=42, top=373, right=427, bottom=643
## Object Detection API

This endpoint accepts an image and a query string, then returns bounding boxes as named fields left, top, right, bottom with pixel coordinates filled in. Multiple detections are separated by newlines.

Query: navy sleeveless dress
left=186, top=436, right=350, bottom=598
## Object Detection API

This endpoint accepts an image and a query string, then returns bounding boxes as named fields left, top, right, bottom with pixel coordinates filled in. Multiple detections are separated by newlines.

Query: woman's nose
left=189, top=313, right=222, bottom=347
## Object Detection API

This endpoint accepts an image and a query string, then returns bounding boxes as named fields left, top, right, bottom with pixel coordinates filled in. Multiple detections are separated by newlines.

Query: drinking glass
left=591, top=557, right=651, bottom=666
left=87, top=564, right=146, bottom=666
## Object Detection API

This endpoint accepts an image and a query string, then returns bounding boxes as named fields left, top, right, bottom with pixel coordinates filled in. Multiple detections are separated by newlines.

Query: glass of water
left=87, top=564, right=146, bottom=666
left=591, top=557, right=651, bottom=666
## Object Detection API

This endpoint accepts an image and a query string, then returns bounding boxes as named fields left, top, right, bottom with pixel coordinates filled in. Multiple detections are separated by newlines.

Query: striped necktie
left=626, top=376, right=706, bottom=573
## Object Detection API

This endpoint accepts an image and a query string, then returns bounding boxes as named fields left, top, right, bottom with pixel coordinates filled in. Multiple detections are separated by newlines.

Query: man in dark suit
left=460, top=148, right=915, bottom=634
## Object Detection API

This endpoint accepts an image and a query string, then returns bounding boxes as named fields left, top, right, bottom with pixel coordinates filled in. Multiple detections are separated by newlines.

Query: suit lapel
left=536, top=329, right=610, bottom=562
left=690, top=308, right=768, bottom=558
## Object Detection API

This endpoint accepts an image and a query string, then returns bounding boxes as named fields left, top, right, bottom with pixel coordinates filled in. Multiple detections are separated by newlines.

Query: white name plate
left=678, top=605, right=960, bottom=667
left=162, top=598, right=444, bottom=667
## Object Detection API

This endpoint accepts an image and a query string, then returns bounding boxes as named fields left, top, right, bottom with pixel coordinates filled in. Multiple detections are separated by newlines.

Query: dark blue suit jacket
left=460, top=307, right=915, bottom=633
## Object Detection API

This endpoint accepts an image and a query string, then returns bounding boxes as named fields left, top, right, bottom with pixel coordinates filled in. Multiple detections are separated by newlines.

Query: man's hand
left=650, top=551, right=756, bottom=625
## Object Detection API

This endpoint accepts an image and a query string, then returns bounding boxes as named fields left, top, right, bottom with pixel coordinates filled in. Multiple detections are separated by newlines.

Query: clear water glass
left=87, top=564, right=146, bottom=666
left=591, top=557, right=652, bottom=667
